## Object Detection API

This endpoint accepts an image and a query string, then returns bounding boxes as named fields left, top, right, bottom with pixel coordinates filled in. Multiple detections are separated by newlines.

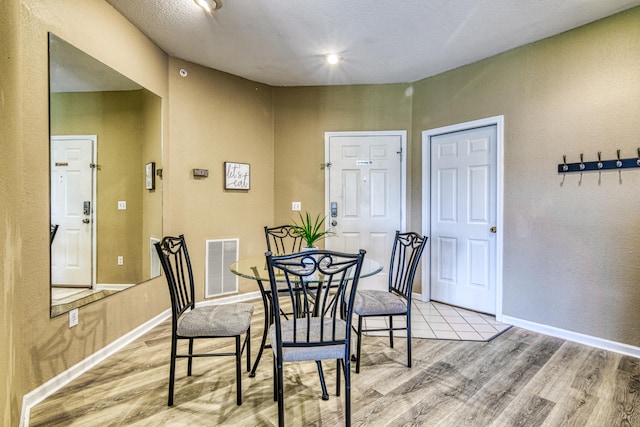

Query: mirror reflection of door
left=325, top=131, right=405, bottom=291
left=50, top=135, right=96, bottom=287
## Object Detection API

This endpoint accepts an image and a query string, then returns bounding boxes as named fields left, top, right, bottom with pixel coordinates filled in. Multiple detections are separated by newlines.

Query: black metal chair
left=250, top=225, right=302, bottom=377
left=352, top=231, right=427, bottom=373
left=251, top=225, right=330, bottom=399
left=266, top=249, right=366, bottom=427
left=155, top=234, right=253, bottom=406
left=264, top=224, right=303, bottom=255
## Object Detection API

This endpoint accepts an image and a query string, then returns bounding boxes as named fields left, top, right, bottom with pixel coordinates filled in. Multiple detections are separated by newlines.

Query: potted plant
left=290, top=212, right=334, bottom=248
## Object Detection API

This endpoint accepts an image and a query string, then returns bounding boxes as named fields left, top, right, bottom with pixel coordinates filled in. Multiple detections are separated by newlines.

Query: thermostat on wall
left=193, top=168, right=209, bottom=178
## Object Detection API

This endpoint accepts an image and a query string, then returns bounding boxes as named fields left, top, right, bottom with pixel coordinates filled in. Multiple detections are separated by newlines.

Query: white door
left=51, top=136, right=96, bottom=287
left=325, top=131, right=405, bottom=290
left=429, top=125, right=497, bottom=314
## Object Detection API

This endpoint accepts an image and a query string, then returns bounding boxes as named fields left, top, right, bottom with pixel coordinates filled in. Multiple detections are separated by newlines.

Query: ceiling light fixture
left=194, top=0, right=222, bottom=13
left=325, top=54, right=341, bottom=65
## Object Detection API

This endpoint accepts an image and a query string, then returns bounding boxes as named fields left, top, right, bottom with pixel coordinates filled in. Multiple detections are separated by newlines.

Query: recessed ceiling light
left=325, top=54, right=341, bottom=65
left=194, top=0, right=221, bottom=13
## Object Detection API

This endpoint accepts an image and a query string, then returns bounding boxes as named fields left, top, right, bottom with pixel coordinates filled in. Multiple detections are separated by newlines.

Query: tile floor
left=361, top=300, right=511, bottom=341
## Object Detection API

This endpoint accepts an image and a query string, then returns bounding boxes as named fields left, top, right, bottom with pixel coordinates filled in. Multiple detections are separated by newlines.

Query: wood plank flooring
left=29, top=301, right=640, bottom=426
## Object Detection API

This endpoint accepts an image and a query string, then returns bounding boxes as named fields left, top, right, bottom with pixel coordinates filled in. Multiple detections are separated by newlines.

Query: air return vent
left=205, top=238, right=239, bottom=298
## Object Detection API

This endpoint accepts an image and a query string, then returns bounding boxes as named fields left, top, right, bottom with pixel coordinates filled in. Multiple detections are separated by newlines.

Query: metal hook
left=579, top=153, right=585, bottom=170
left=617, top=149, right=623, bottom=167
left=562, top=155, right=568, bottom=172
left=597, top=151, right=603, bottom=169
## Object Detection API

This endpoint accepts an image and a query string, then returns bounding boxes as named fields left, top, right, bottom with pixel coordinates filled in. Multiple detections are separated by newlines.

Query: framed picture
left=224, top=162, right=250, bottom=190
left=145, top=162, right=155, bottom=190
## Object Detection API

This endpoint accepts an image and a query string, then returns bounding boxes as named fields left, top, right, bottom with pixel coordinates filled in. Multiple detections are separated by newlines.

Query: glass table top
left=230, top=254, right=383, bottom=282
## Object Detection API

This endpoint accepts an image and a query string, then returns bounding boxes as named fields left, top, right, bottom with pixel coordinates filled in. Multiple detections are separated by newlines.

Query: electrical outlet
left=118, top=201, right=127, bottom=210
left=69, top=308, right=78, bottom=328
left=292, top=201, right=301, bottom=211
left=118, top=256, right=124, bottom=265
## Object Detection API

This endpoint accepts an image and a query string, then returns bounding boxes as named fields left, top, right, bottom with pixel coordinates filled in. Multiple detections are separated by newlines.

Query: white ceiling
left=106, top=0, right=640, bottom=87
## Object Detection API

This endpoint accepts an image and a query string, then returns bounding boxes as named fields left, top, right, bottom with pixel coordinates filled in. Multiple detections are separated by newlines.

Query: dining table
left=229, top=253, right=383, bottom=399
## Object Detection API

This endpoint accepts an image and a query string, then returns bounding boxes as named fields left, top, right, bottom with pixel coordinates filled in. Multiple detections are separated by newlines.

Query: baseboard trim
left=20, top=308, right=171, bottom=427
left=20, top=292, right=262, bottom=427
left=502, top=315, right=640, bottom=359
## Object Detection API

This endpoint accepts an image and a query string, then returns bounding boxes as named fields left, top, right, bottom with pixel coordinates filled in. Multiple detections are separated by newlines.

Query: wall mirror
left=49, top=33, right=163, bottom=317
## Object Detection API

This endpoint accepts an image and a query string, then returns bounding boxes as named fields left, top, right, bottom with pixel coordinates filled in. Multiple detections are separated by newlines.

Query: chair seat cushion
left=270, top=317, right=347, bottom=362
left=353, top=290, right=407, bottom=316
left=178, top=303, right=254, bottom=337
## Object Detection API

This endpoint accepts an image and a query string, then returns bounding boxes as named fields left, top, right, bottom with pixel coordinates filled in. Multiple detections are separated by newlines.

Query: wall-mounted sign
left=224, top=162, right=250, bottom=190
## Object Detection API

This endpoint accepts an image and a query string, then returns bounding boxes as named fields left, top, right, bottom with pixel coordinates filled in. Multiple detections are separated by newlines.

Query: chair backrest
left=388, top=231, right=427, bottom=299
left=155, top=235, right=196, bottom=322
left=264, top=225, right=303, bottom=255
left=266, top=249, right=366, bottom=349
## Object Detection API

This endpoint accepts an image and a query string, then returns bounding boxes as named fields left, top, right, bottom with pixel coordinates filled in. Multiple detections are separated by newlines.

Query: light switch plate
left=69, top=308, right=78, bottom=328
left=292, top=201, right=301, bottom=211
left=117, top=201, right=126, bottom=210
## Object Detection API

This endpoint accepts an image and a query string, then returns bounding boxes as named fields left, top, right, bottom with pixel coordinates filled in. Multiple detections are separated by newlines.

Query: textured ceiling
left=106, top=0, right=640, bottom=87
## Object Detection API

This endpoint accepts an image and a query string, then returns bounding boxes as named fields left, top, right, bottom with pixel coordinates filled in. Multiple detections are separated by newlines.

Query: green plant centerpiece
left=290, top=212, right=334, bottom=248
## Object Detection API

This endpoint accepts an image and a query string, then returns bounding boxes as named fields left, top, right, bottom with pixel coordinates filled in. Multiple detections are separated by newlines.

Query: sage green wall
left=272, top=8, right=640, bottom=347
left=273, top=84, right=413, bottom=225
left=50, top=91, right=145, bottom=284
left=411, top=8, right=640, bottom=345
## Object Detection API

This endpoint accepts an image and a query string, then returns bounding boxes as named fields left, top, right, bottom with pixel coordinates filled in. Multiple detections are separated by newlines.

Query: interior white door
left=430, top=125, right=497, bottom=314
left=51, top=136, right=95, bottom=287
left=325, top=132, right=404, bottom=290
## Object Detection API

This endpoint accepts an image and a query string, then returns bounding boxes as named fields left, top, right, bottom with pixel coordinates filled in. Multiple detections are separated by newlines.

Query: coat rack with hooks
left=558, top=149, right=640, bottom=173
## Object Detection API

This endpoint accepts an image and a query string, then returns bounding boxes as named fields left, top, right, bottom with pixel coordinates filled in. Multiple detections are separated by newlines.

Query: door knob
left=490, top=226, right=497, bottom=233
left=331, top=220, right=337, bottom=226
left=82, top=218, right=90, bottom=224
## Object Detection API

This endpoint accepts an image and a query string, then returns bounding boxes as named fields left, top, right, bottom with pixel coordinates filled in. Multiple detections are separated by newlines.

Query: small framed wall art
left=145, top=162, right=155, bottom=190
left=224, top=162, right=250, bottom=190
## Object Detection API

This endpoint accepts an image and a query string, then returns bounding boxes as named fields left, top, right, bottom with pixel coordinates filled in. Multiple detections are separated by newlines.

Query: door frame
left=421, top=116, right=504, bottom=320
left=324, top=129, right=407, bottom=238
left=51, top=134, right=98, bottom=287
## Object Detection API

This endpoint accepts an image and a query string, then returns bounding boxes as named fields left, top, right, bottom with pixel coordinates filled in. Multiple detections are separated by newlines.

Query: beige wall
left=141, top=89, right=164, bottom=280
left=166, top=58, right=275, bottom=296
left=2, top=1, right=170, bottom=424
left=411, top=8, right=640, bottom=345
left=1, top=0, right=20, bottom=424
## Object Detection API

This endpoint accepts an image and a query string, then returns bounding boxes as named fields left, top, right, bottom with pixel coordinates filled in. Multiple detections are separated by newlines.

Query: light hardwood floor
left=30, top=301, right=640, bottom=426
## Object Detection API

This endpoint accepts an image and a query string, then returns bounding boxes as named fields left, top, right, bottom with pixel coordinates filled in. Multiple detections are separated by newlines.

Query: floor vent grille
left=205, top=238, right=239, bottom=298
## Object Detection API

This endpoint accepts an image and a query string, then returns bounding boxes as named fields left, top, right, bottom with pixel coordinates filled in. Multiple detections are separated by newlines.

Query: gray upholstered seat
left=352, top=231, right=427, bottom=373
left=353, top=289, right=407, bottom=316
left=270, top=317, right=346, bottom=362
left=178, top=303, right=254, bottom=337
